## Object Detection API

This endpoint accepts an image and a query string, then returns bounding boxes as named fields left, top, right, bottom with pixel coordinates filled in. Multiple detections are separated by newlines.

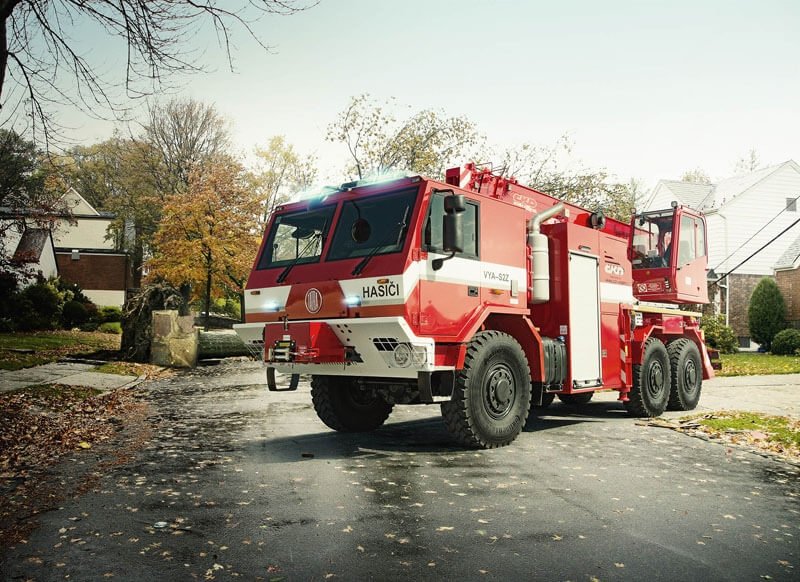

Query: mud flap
left=266, top=367, right=300, bottom=391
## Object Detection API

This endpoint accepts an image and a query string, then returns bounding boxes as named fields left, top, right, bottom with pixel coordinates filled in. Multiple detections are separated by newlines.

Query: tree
left=146, top=156, right=261, bottom=329
left=0, top=1, right=312, bottom=144
left=747, top=277, right=787, bottom=351
left=252, top=135, right=317, bottom=221
left=50, top=135, right=162, bottom=287
left=681, top=168, right=711, bottom=184
left=494, top=136, right=641, bottom=221
left=734, top=148, right=761, bottom=175
left=0, top=129, right=67, bottom=277
left=142, top=97, right=232, bottom=197
left=327, top=94, right=482, bottom=179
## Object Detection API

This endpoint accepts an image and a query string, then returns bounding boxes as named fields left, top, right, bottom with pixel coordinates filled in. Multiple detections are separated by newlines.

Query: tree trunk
left=132, top=223, right=144, bottom=288
left=204, top=265, right=212, bottom=332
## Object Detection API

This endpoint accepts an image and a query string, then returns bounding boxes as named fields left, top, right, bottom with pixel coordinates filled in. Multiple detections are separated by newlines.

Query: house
left=645, top=160, right=800, bottom=346
left=52, top=189, right=132, bottom=307
left=774, top=234, right=800, bottom=329
left=4, top=226, right=58, bottom=284
left=1, top=189, right=132, bottom=307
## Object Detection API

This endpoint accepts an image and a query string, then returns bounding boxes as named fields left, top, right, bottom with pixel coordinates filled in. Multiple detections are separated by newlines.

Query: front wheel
left=667, top=339, right=702, bottom=411
left=624, top=337, right=670, bottom=417
left=441, top=331, right=532, bottom=448
left=311, top=375, right=393, bottom=432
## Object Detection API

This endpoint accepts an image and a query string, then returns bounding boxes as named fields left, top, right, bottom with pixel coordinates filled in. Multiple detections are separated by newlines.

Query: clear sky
left=60, top=0, right=800, bottom=189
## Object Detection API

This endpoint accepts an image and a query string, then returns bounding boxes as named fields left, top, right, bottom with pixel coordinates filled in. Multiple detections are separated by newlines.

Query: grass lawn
left=0, top=331, right=121, bottom=371
left=718, top=352, right=800, bottom=376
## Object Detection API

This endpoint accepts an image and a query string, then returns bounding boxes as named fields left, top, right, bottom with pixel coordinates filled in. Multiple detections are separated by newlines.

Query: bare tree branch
left=0, top=1, right=315, bottom=146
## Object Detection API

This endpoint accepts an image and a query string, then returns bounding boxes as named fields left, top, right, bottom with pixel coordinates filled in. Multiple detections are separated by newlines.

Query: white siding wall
left=712, top=165, right=800, bottom=275
left=644, top=183, right=676, bottom=211
left=53, top=218, right=115, bottom=250
left=37, top=240, right=58, bottom=280
left=84, top=289, right=125, bottom=308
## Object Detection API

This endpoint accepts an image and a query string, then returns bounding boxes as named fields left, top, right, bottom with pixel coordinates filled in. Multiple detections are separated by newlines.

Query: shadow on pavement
left=255, top=408, right=602, bottom=462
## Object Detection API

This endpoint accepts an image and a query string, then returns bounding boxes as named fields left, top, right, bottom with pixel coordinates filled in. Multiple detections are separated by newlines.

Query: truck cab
left=630, top=205, right=709, bottom=304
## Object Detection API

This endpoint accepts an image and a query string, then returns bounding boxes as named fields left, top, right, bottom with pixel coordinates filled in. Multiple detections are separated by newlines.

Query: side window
left=423, top=193, right=479, bottom=258
left=694, top=218, right=706, bottom=258
left=678, top=216, right=696, bottom=266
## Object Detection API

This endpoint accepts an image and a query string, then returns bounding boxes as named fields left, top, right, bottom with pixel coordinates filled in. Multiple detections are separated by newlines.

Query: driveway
left=1, top=362, right=798, bottom=581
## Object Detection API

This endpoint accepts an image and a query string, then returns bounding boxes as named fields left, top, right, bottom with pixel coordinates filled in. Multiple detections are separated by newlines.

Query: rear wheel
left=311, top=375, right=393, bottom=432
left=624, top=337, right=670, bottom=417
left=441, top=331, right=532, bottom=448
left=558, top=392, right=594, bottom=405
left=667, top=339, right=702, bottom=411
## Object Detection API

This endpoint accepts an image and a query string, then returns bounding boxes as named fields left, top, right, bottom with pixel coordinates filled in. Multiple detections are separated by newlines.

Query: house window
left=786, top=198, right=797, bottom=212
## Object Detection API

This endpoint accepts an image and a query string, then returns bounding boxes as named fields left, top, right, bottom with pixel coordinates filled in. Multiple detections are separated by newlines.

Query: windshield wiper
left=351, top=205, right=410, bottom=276
left=276, top=228, right=325, bottom=283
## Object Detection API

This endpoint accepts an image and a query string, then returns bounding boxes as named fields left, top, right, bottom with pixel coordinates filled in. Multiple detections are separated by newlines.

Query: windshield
left=327, top=188, right=417, bottom=261
left=632, top=210, right=673, bottom=269
left=257, top=205, right=335, bottom=269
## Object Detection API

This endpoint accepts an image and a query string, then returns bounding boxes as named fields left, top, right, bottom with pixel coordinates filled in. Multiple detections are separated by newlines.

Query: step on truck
left=235, top=163, right=717, bottom=448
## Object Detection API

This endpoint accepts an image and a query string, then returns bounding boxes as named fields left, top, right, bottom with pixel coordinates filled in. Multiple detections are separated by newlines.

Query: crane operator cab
left=630, top=204, right=709, bottom=305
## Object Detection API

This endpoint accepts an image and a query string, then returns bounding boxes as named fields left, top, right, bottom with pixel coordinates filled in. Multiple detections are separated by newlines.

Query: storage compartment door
left=568, top=253, right=602, bottom=387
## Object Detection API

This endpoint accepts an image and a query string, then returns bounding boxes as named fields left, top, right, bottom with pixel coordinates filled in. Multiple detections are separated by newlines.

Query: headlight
left=393, top=343, right=413, bottom=367
left=344, top=295, right=362, bottom=307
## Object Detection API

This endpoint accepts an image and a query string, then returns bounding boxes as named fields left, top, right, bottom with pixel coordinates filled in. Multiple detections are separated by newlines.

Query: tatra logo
left=362, top=281, right=400, bottom=299
left=604, top=263, right=625, bottom=277
left=305, top=288, right=322, bottom=313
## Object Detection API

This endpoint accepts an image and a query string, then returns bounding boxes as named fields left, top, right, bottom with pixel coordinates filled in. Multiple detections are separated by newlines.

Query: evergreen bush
left=748, top=278, right=787, bottom=351
left=770, top=328, right=800, bottom=355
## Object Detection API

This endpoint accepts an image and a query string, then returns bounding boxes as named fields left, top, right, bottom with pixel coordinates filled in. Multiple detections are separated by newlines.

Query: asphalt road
left=2, top=362, right=798, bottom=581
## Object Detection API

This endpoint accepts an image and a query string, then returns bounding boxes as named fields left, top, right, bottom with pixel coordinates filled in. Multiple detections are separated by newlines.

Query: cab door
left=418, top=192, right=480, bottom=337
left=673, top=210, right=709, bottom=303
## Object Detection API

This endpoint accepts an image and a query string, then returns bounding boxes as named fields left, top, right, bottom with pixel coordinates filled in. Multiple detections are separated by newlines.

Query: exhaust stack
left=527, top=203, right=566, bottom=304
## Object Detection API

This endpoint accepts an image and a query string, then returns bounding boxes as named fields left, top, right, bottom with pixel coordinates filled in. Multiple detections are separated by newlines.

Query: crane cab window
left=423, top=193, right=479, bottom=258
left=632, top=210, right=672, bottom=269
left=677, top=216, right=706, bottom=267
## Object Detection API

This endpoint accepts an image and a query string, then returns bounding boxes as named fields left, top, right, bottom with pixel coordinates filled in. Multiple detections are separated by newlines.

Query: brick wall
left=727, top=273, right=770, bottom=340
left=56, top=252, right=131, bottom=291
left=776, top=268, right=800, bottom=328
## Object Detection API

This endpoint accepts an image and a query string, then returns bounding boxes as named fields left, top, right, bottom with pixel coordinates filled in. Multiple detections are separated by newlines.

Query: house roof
left=774, top=232, right=800, bottom=271
left=12, top=228, right=51, bottom=263
left=649, top=160, right=799, bottom=213
left=62, top=187, right=100, bottom=216
left=654, top=180, right=714, bottom=208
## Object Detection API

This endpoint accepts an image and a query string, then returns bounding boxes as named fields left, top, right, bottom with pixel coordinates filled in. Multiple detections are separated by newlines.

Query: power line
left=713, top=216, right=800, bottom=287
left=713, top=191, right=800, bottom=272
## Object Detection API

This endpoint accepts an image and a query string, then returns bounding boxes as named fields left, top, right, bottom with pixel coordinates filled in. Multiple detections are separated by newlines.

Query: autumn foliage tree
left=146, top=157, right=261, bottom=328
left=327, top=94, right=481, bottom=180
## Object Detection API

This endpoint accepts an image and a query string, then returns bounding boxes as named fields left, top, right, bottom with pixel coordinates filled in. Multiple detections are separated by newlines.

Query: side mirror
left=434, top=193, right=465, bottom=270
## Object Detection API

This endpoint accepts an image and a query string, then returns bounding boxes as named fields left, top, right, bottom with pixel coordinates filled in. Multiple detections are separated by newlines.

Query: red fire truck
left=235, top=163, right=717, bottom=448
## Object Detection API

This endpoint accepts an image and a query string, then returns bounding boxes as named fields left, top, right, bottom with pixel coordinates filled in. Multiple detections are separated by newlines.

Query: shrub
left=701, top=314, right=738, bottom=354
left=98, top=321, right=122, bottom=334
left=748, top=278, right=787, bottom=351
left=96, top=306, right=123, bottom=323
left=62, top=300, right=89, bottom=328
left=770, top=328, right=800, bottom=355
left=18, top=282, right=61, bottom=330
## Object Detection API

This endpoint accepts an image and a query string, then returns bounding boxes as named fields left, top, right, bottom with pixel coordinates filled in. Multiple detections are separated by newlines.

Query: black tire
left=624, top=337, right=670, bottom=417
left=667, top=339, right=702, bottom=411
left=558, top=392, right=594, bottom=405
left=533, top=391, right=556, bottom=409
left=440, top=331, right=532, bottom=448
left=311, top=375, right=393, bottom=432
